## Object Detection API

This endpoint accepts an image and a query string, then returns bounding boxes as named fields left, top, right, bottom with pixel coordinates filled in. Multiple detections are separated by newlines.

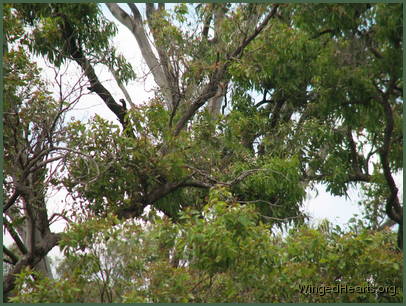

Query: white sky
left=67, top=4, right=365, bottom=228
left=5, top=4, right=403, bottom=254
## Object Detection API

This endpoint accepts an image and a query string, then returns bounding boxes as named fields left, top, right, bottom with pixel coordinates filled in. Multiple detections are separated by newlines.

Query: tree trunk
left=17, top=225, right=54, bottom=279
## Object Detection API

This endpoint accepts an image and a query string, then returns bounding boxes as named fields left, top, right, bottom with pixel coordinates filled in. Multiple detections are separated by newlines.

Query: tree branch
left=3, top=218, right=28, bottom=255
left=346, top=127, right=366, bottom=178
left=4, top=190, right=21, bottom=212
left=311, top=28, right=336, bottom=39
left=59, top=13, right=128, bottom=129
left=173, top=5, right=279, bottom=136
left=229, top=4, right=279, bottom=60
left=116, top=166, right=276, bottom=219
left=3, top=232, right=61, bottom=302
left=109, top=67, right=135, bottom=109
left=226, top=168, right=287, bottom=186
left=3, top=245, right=19, bottom=265
left=377, top=79, right=402, bottom=224
left=173, top=75, right=223, bottom=136
left=202, top=10, right=213, bottom=40
left=107, top=3, right=173, bottom=110
left=145, top=3, right=180, bottom=112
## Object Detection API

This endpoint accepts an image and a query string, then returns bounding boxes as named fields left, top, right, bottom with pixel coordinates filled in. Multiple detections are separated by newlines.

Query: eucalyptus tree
left=227, top=3, right=403, bottom=246
left=3, top=5, right=78, bottom=299
left=10, top=189, right=403, bottom=302
left=3, top=2, right=403, bottom=302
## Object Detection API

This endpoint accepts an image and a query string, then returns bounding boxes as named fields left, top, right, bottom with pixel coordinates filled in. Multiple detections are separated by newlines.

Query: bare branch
left=346, top=127, right=370, bottom=179
left=185, top=165, right=219, bottom=184
left=145, top=3, right=180, bottom=113
left=58, top=13, right=128, bottom=129
left=106, top=3, right=133, bottom=30
left=116, top=164, right=288, bottom=220
left=3, top=232, right=61, bottom=302
left=174, top=70, right=225, bottom=136
left=261, top=214, right=306, bottom=222
left=48, top=212, right=72, bottom=225
left=182, top=180, right=213, bottom=189
left=107, top=3, right=172, bottom=110
left=227, top=168, right=288, bottom=186
left=229, top=4, right=279, bottom=60
left=173, top=5, right=279, bottom=135
left=3, top=245, right=20, bottom=265
left=3, top=218, right=28, bottom=255
left=108, top=67, right=135, bottom=109
left=377, top=79, right=402, bottom=224
left=4, top=191, right=21, bottom=212
left=237, top=199, right=282, bottom=207
left=202, top=10, right=213, bottom=40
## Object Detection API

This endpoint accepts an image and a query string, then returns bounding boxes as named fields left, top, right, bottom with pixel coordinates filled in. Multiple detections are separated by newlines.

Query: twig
left=237, top=199, right=282, bottom=207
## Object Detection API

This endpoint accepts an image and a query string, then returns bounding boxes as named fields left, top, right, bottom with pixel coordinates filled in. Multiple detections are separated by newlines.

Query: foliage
left=13, top=3, right=135, bottom=83
left=10, top=187, right=403, bottom=302
left=3, top=3, right=403, bottom=303
left=8, top=268, right=85, bottom=303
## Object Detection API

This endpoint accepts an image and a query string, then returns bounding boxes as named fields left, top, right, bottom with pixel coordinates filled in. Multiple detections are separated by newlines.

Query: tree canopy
left=3, top=3, right=403, bottom=302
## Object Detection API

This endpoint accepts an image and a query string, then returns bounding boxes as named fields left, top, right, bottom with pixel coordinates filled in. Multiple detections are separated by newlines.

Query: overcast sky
left=6, top=4, right=403, bottom=253
left=81, top=4, right=365, bottom=228
left=98, top=4, right=403, bottom=229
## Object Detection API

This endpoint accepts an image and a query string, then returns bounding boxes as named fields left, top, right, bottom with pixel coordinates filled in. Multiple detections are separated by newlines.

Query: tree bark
left=106, top=3, right=174, bottom=111
left=3, top=233, right=61, bottom=302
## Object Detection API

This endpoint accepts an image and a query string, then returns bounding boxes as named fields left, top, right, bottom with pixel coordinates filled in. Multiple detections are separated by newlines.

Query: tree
left=3, top=4, right=99, bottom=299
left=229, top=3, right=403, bottom=247
left=3, top=6, right=62, bottom=297
left=9, top=187, right=404, bottom=302
left=3, top=3, right=402, bottom=302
